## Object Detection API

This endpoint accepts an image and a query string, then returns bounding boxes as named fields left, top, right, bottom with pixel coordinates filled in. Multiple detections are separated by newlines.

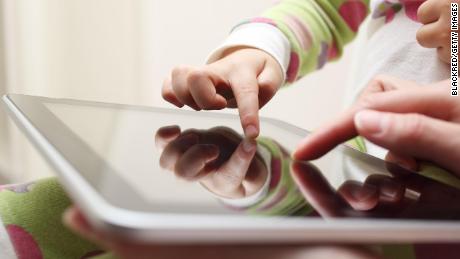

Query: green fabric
left=0, top=178, right=102, bottom=259
left=237, top=0, right=370, bottom=83
left=244, top=137, right=313, bottom=216
left=91, top=252, right=118, bottom=259
left=418, top=162, right=460, bottom=190
left=382, top=244, right=416, bottom=259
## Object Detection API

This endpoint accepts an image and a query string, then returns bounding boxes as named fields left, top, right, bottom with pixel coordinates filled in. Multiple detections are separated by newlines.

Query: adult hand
left=163, top=48, right=284, bottom=138
left=417, top=0, right=459, bottom=63
left=63, top=207, right=380, bottom=259
left=155, top=125, right=267, bottom=199
left=290, top=161, right=460, bottom=219
left=293, top=76, right=460, bottom=176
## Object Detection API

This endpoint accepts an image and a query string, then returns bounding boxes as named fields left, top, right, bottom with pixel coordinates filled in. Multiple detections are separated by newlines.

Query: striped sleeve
left=236, top=0, right=370, bottom=84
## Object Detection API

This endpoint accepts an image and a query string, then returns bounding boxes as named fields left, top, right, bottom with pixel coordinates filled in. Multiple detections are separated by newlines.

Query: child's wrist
left=206, top=23, right=290, bottom=82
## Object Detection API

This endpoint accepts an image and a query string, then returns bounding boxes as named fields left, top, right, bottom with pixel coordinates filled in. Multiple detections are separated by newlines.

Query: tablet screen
left=42, top=101, right=460, bottom=220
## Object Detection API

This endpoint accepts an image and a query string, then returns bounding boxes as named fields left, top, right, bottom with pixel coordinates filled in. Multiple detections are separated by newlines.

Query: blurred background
left=0, top=0, right=356, bottom=183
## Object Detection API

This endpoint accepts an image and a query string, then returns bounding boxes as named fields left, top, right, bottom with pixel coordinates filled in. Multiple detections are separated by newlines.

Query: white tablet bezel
left=3, top=93, right=460, bottom=244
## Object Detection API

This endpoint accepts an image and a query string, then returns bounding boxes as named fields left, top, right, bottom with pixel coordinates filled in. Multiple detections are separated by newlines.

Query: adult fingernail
left=380, top=178, right=404, bottom=202
left=354, top=110, right=387, bottom=135
left=350, top=183, right=378, bottom=202
left=244, top=125, right=258, bottom=138
left=242, top=138, right=257, bottom=153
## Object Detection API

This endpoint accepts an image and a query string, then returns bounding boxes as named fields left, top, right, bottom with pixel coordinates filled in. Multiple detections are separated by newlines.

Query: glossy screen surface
left=41, top=101, right=460, bottom=220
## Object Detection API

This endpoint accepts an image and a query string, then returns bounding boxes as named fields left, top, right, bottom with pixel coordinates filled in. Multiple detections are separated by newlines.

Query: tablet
left=3, top=94, right=460, bottom=244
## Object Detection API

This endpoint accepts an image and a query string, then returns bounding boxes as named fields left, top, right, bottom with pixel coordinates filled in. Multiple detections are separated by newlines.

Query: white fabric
left=0, top=217, right=17, bottom=259
left=346, top=11, right=449, bottom=158
left=207, top=23, right=291, bottom=83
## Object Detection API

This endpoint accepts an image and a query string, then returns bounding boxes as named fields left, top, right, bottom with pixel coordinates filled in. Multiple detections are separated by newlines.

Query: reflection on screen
left=44, top=102, right=460, bottom=220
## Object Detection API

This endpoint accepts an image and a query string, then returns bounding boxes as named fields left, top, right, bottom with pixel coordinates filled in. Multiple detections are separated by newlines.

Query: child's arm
left=209, top=0, right=370, bottom=83
left=163, top=0, right=370, bottom=138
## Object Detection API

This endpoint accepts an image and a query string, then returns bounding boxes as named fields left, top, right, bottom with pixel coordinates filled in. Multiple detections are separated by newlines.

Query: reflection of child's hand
left=155, top=125, right=268, bottom=199
left=162, top=48, right=284, bottom=138
left=417, top=0, right=459, bottom=63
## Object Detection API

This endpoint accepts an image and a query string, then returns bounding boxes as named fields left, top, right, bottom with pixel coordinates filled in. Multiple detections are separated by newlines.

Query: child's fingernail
left=244, top=125, right=258, bottom=138
left=242, top=139, right=257, bottom=153
left=354, top=110, right=386, bottom=134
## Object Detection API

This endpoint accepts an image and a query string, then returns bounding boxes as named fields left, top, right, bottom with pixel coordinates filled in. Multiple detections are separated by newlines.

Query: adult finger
left=354, top=110, right=460, bottom=176
left=290, top=161, right=349, bottom=217
left=229, top=72, right=260, bottom=138
left=63, top=207, right=110, bottom=247
left=293, top=84, right=451, bottom=160
left=358, top=75, right=419, bottom=98
left=294, top=76, right=416, bottom=161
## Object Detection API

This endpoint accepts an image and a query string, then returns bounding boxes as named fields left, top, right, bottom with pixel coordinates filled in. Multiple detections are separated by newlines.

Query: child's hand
left=163, top=48, right=284, bottom=138
left=417, top=0, right=459, bottom=63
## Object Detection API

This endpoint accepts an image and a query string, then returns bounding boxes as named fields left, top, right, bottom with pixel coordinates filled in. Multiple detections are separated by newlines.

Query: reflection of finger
left=364, top=175, right=405, bottom=204
left=337, top=181, right=379, bottom=211
left=175, top=144, right=219, bottom=180
left=155, top=125, right=181, bottom=151
left=210, top=139, right=257, bottom=196
left=160, top=133, right=199, bottom=171
left=385, top=152, right=419, bottom=172
left=291, top=161, right=348, bottom=217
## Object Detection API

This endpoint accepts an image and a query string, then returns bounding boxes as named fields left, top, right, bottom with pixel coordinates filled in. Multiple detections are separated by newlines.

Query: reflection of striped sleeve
left=226, top=137, right=314, bottom=216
